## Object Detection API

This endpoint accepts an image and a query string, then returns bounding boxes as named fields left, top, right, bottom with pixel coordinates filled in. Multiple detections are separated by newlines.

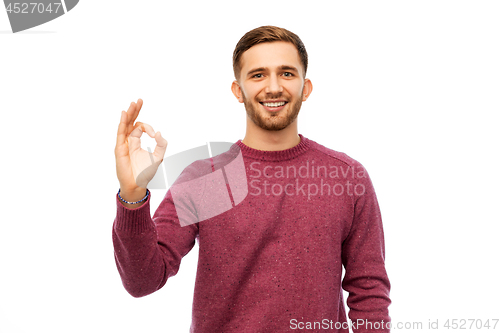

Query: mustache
left=258, top=94, right=288, bottom=101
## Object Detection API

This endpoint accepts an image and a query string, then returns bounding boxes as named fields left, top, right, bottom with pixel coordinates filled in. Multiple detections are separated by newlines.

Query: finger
left=131, top=121, right=155, bottom=138
left=127, top=125, right=144, bottom=152
left=116, top=111, right=128, bottom=146
left=124, top=101, right=136, bottom=128
left=152, top=131, right=168, bottom=161
left=129, top=98, right=144, bottom=126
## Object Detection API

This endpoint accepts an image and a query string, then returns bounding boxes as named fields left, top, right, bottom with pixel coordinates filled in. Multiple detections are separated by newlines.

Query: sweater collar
left=235, top=134, right=310, bottom=162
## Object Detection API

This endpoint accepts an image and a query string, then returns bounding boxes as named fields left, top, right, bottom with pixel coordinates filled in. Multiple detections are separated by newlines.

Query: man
left=114, top=26, right=391, bottom=332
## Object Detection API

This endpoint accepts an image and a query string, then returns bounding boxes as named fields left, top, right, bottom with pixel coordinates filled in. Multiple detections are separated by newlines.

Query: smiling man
left=113, top=26, right=391, bottom=333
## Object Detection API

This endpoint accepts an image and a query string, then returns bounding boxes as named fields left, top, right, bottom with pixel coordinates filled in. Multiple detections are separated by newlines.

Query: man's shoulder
left=173, top=143, right=240, bottom=185
left=305, top=136, right=374, bottom=190
left=305, top=136, right=364, bottom=169
left=172, top=158, right=213, bottom=186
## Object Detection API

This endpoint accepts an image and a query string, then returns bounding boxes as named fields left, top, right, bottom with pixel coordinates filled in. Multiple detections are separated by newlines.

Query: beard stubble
left=242, top=91, right=303, bottom=131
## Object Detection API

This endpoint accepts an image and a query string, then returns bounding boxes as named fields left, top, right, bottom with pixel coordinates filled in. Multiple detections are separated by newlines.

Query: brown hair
left=233, top=25, right=308, bottom=80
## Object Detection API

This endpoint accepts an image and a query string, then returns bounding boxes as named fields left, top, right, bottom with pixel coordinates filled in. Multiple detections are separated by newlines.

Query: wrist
left=119, top=185, right=146, bottom=198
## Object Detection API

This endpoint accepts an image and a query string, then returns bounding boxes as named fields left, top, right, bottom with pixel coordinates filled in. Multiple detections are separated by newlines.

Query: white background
left=1, top=1, right=499, bottom=332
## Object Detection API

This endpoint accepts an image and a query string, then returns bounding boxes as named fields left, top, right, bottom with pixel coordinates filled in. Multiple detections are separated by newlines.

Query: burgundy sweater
left=113, top=134, right=391, bottom=332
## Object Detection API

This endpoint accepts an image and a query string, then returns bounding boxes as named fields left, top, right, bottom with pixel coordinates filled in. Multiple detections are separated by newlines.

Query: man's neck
left=241, top=121, right=301, bottom=151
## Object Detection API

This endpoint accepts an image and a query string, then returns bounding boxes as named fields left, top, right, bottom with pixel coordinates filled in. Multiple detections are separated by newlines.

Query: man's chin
left=253, top=116, right=292, bottom=131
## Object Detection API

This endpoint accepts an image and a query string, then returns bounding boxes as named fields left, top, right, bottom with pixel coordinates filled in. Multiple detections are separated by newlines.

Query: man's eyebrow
left=247, top=67, right=267, bottom=77
left=279, top=65, right=299, bottom=73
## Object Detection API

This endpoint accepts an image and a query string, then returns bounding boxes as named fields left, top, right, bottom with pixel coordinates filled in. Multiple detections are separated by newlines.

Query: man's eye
left=253, top=74, right=263, bottom=78
left=283, top=72, right=293, bottom=77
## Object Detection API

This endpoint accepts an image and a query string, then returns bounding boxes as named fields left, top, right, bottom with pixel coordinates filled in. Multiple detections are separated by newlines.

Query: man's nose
left=265, top=74, right=283, bottom=94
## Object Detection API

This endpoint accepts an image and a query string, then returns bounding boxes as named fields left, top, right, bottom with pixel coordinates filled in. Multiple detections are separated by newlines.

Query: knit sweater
left=113, top=134, right=391, bottom=333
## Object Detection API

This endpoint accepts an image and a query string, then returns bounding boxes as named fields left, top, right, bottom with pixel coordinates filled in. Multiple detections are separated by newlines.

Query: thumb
left=153, top=131, right=168, bottom=161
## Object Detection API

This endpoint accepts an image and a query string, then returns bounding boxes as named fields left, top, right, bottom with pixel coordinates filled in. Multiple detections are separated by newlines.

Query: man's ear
left=231, top=80, right=244, bottom=103
left=302, top=79, right=313, bottom=101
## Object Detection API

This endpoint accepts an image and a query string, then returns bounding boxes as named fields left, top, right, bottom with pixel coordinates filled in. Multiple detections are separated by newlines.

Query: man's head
left=231, top=26, right=312, bottom=132
left=232, top=26, right=308, bottom=81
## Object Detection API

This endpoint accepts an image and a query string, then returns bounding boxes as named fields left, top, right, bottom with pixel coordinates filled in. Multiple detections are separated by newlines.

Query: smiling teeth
left=263, top=101, right=286, bottom=107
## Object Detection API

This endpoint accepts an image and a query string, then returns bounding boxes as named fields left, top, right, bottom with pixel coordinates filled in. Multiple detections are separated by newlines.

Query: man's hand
left=115, top=99, right=168, bottom=202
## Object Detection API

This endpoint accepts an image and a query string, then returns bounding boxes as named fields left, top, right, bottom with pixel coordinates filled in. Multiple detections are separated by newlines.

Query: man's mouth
left=260, top=101, right=287, bottom=107
left=259, top=100, right=288, bottom=112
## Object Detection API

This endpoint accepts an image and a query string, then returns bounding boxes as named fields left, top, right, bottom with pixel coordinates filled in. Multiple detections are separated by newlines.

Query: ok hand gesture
left=115, top=99, right=168, bottom=202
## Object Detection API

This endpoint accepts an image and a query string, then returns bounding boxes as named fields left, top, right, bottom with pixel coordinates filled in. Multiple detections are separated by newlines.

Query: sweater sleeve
left=112, top=189, right=198, bottom=298
left=341, top=165, right=391, bottom=333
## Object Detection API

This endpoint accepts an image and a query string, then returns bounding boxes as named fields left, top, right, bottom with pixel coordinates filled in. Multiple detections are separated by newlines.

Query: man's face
left=232, top=42, right=312, bottom=131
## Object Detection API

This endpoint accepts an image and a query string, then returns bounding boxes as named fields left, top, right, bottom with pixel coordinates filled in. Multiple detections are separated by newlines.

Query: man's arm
left=113, top=188, right=198, bottom=297
left=341, top=165, right=391, bottom=332
left=112, top=99, right=198, bottom=297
